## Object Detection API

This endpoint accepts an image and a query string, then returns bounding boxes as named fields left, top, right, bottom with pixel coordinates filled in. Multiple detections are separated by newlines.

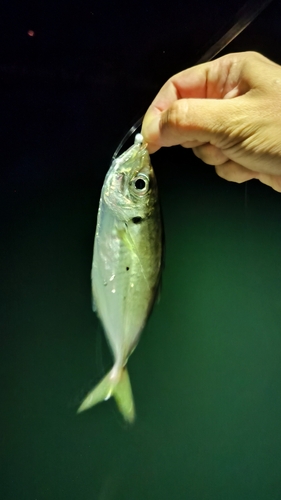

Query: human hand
left=141, top=52, right=281, bottom=192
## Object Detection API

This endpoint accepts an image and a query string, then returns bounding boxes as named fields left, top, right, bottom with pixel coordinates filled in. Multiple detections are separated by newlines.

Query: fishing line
left=196, top=0, right=275, bottom=64
left=112, top=0, right=274, bottom=160
left=112, top=117, right=143, bottom=160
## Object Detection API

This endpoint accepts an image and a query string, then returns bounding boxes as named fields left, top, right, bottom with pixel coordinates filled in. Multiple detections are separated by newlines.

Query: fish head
left=103, top=142, right=158, bottom=221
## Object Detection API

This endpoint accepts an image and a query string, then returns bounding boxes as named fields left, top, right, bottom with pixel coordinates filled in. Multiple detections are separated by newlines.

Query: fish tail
left=77, top=366, right=135, bottom=423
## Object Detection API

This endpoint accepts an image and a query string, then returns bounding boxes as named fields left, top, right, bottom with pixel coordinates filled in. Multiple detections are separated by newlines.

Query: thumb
left=142, top=96, right=247, bottom=150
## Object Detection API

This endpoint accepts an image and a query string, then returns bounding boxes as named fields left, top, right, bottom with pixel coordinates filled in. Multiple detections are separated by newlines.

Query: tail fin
left=77, top=366, right=135, bottom=423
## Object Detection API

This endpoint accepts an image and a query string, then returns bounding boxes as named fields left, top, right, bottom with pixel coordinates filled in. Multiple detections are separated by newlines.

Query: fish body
left=78, top=134, right=162, bottom=422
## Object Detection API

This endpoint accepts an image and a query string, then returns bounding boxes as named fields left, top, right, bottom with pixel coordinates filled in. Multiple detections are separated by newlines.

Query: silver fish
left=78, top=134, right=163, bottom=422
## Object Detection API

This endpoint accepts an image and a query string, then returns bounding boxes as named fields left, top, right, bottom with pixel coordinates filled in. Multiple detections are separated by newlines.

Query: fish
left=77, top=133, right=163, bottom=422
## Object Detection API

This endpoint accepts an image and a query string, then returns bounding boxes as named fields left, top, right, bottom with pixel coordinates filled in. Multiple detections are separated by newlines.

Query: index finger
left=141, top=53, right=246, bottom=151
left=141, top=69, right=206, bottom=152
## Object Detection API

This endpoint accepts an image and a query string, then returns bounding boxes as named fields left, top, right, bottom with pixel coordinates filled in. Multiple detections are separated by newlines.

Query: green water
left=2, top=145, right=281, bottom=499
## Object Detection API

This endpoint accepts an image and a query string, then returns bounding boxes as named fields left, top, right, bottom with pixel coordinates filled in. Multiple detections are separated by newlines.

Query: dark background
left=1, top=1, right=281, bottom=499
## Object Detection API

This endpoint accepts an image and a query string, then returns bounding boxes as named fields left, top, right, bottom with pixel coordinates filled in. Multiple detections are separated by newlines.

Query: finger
left=215, top=161, right=258, bottom=183
left=181, top=139, right=205, bottom=148
left=212, top=160, right=281, bottom=192
left=193, top=143, right=228, bottom=165
left=142, top=52, right=251, bottom=147
left=143, top=96, right=246, bottom=149
left=257, top=173, right=281, bottom=193
left=145, top=52, right=246, bottom=115
left=148, top=138, right=204, bottom=153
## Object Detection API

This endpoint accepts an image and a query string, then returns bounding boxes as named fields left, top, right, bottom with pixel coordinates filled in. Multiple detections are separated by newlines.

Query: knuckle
left=160, top=100, right=189, bottom=132
left=215, top=163, right=238, bottom=182
left=215, top=162, right=254, bottom=184
left=194, top=144, right=227, bottom=166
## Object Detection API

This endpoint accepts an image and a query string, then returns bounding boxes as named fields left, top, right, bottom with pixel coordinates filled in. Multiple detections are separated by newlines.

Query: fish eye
left=131, top=174, right=150, bottom=195
left=135, top=178, right=145, bottom=190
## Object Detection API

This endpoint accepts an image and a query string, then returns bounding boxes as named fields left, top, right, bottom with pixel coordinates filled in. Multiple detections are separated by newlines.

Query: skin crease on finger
left=141, top=52, right=281, bottom=192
